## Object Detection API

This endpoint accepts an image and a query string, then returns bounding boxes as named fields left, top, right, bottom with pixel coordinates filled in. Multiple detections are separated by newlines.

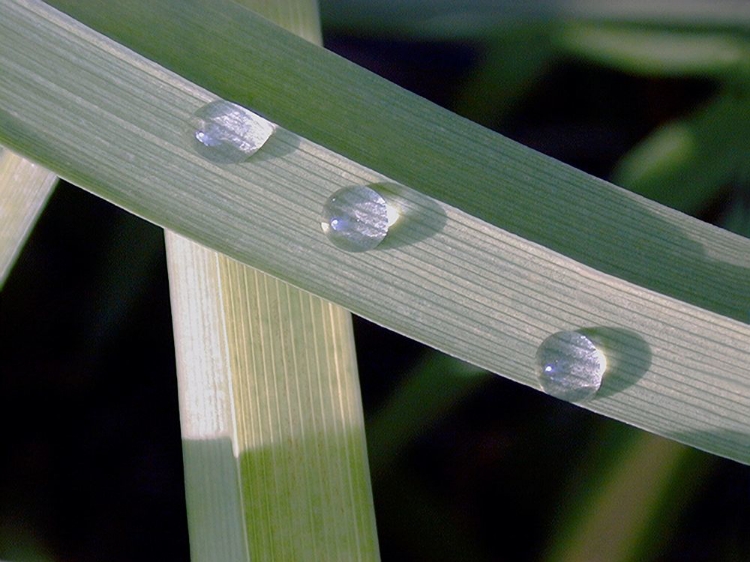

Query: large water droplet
left=536, top=331, right=606, bottom=402
left=321, top=186, right=395, bottom=252
left=191, top=100, right=275, bottom=163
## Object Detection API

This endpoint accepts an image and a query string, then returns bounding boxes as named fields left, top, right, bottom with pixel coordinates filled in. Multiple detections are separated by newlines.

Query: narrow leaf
left=555, top=23, right=750, bottom=78
left=1, top=0, right=749, bottom=464
left=613, top=92, right=749, bottom=214
left=168, top=1, right=379, bottom=559
left=40, top=0, right=750, bottom=324
left=0, top=148, right=56, bottom=286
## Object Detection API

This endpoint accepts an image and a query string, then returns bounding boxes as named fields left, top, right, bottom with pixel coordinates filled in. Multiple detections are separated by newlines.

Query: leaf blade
left=1, top=0, right=749, bottom=464
left=42, top=0, right=750, bottom=324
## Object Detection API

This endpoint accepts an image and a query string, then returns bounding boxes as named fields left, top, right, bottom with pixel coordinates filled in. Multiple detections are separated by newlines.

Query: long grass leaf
left=0, top=148, right=56, bottom=287
left=35, top=0, right=750, bottom=323
left=167, top=0, right=379, bottom=559
left=1, top=0, right=749, bottom=464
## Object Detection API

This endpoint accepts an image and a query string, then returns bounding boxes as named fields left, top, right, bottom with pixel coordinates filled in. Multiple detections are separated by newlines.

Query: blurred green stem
left=542, top=431, right=713, bottom=562
left=367, top=352, right=486, bottom=479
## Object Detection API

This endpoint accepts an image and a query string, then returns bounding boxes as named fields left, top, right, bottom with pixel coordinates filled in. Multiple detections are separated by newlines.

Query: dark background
left=1, top=12, right=749, bottom=562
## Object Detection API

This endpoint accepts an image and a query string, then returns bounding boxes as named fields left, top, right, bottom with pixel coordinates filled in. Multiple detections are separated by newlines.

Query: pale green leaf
left=1, top=0, right=749, bottom=465
left=167, top=1, right=379, bottom=560
left=0, top=148, right=57, bottom=286
left=42, top=0, right=750, bottom=324
left=555, top=23, right=750, bottom=78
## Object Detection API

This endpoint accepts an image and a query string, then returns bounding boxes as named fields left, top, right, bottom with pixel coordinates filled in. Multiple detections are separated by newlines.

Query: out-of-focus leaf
left=555, top=24, right=750, bottom=79
left=367, top=352, right=486, bottom=478
left=613, top=92, right=750, bottom=213
left=542, top=430, right=711, bottom=562
left=0, top=149, right=57, bottom=286
left=454, top=26, right=556, bottom=126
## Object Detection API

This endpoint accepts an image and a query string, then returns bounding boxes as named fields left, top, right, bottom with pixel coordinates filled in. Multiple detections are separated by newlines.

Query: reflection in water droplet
left=536, top=331, right=606, bottom=402
left=321, top=186, right=395, bottom=252
left=191, top=100, right=275, bottom=163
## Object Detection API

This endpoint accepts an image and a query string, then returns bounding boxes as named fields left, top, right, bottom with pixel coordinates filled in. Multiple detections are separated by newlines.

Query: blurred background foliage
left=1, top=0, right=749, bottom=560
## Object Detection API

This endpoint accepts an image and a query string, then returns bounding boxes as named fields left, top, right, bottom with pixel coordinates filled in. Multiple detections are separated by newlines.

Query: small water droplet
left=536, top=331, right=606, bottom=402
left=191, top=100, right=275, bottom=163
left=321, top=186, right=395, bottom=252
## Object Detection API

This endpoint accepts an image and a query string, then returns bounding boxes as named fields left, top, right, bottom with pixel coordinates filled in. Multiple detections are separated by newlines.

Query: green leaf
left=542, top=430, right=710, bottom=562
left=453, top=26, right=556, bottom=126
left=319, top=1, right=750, bottom=39
left=40, top=0, right=750, bottom=324
left=555, top=23, right=750, bottom=79
left=166, top=1, right=379, bottom=560
left=1, top=0, right=749, bottom=464
left=0, top=149, right=57, bottom=286
left=613, top=92, right=750, bottom=214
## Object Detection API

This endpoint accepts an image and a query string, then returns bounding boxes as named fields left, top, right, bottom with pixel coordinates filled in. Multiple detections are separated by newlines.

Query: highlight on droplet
left=190, top=100, right=276, bottom=163
left=535, top=330, right=607, bottom=402
left=321, top=185, right=398, bottom=252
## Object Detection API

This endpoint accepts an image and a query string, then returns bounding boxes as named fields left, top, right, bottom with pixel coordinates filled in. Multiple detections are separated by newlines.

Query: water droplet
left=191, top=100, right=275, bottom=163
left=536, top=331, right=606, bottom=402
left=321, top=186, right=396, bottom=252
